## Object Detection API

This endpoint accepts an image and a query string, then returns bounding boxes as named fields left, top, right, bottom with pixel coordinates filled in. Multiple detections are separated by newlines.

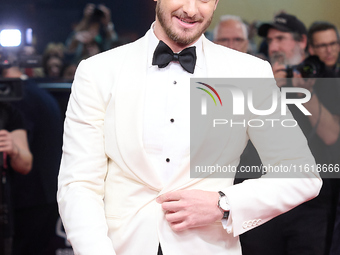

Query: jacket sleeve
left=221, top=60, right=322, bottom=236
left=57, top=59, right=116, bottom=255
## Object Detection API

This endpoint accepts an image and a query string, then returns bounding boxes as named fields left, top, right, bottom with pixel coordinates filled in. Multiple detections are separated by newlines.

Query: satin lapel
left=203, top=36, right=234, bottom=77
left=115, top=31, right=163, bottom=191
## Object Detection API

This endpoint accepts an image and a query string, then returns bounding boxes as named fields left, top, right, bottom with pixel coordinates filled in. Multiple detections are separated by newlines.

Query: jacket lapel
left=115, top=30, right=163, bottom=191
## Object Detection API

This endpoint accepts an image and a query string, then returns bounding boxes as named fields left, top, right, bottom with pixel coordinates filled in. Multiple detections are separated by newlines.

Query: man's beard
left=270, top=52, right=287, bottom=65
left=270, top=45, right=305, bottom=66
left=156, top=0, right=213, bottom=46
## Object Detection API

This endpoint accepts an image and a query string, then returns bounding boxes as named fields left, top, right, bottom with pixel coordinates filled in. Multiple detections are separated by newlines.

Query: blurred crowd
left=13, top=7, right=340, bottom=84
left=0, top=3, right=340, bottom=255
left=212, top=11, right=340, bottom=255
left=9, top=3, right=123, bottom=82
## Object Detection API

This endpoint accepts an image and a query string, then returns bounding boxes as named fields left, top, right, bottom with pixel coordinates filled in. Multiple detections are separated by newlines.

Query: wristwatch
left=218, top=191, right=230, bottom=219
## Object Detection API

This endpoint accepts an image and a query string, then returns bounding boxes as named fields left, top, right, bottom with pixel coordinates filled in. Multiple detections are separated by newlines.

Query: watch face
left=219, top=196, right=230, bottom=211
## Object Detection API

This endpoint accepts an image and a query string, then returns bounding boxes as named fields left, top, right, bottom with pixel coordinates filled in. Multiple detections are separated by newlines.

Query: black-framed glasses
left=312, top=41, right=340, bottom=51
left=215, top=37, right=246, bottom=45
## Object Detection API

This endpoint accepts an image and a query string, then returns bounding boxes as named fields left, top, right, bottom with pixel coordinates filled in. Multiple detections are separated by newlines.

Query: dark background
left=0, top=0, right=156, bottom=53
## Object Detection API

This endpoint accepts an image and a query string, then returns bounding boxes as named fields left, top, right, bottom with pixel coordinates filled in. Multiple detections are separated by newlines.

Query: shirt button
left=166, top=158, right=170, bottom=163
left=173, top=81, right=177, bottom=85
left=170, top=118, right=174, bottom=123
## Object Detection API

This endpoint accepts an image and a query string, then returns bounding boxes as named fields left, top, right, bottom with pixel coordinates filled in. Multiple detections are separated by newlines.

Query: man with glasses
left=308, top=21, right=340, bottom=75
left=213, top=15, right=249, bottom=53
left=308, top=21, right=340, bottom=255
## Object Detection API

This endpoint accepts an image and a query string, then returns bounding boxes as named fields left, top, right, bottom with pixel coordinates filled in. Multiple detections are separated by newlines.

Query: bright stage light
left=0, top=29, right=22, bottom=47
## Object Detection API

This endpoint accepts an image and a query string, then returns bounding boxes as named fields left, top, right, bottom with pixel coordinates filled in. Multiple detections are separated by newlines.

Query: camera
left=0, top=27, right=42, bottom=69
left=286, top=55, right=325, bottom=78
left=0, top=78, right=24, bottom=102
left=90, top=6, right=105, bottom=23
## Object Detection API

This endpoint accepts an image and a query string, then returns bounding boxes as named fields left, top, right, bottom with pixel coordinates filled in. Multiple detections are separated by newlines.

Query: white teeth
left=181, top=19, right=194, bottom=24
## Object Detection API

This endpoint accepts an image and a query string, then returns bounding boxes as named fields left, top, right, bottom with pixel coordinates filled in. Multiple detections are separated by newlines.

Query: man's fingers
left=161, top=198, right=189, bottom=213
left=165, top=211, right=186, bottom=223
left=0, top=130, right=8, bottom=135
left=156, top=191, right=182, bottom=204
left=169, top=221, right=189, bottom=232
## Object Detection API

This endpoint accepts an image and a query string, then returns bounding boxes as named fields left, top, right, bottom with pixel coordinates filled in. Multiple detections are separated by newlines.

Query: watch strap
left=222, top=210, right=230, bottom=219
left=218, top=191, right=225, bottom=197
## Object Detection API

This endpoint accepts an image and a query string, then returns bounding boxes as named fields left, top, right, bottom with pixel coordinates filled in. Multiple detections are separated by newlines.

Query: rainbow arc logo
left=196, top=82, right=223, bottom=106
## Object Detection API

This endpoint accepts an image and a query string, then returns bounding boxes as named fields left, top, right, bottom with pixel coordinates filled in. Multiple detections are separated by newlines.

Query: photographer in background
left=257, top=13, right=340, bottom=148
left=2, top=66, right=63, bottom=255
left=307, top=21, right=340, bottom=255
left=308, top=21, right=340, bottom=76
left=65, top=3, right=118, bottom=63
left=236, top=13, right=340, bottom=255
left=0, top=106, right=32, bottom=175
left=0, top=67, right=32, bottom=255
left=0, top=96, right=32, bottom=177
left=261, top=13, right=308, bottom=87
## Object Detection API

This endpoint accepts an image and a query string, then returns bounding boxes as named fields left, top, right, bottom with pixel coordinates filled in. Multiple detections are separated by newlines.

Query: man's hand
left=156, top=190, right=222, bottom=232
left=272, top=62, right=288, bottom=87
left=292, top=72, right=316, bottom=97
left=0, top=129, right=32, bottom=174
left=98, top=4, right=112, bottom=27
left=0, top=129, right=19, bottom=158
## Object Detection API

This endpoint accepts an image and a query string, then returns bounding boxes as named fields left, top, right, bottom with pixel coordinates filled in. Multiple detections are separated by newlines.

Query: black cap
left=258, top=13, right=307, bottom=37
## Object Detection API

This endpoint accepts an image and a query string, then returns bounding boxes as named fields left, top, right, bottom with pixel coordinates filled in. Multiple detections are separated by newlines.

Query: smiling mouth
left=175, top=16, right=198, bottom=25
left=180, top=18, right=196, bottom=24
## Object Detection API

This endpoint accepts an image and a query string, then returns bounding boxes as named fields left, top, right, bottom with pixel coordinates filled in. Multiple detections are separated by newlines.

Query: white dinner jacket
left=57, top=29, right=322, bottom=255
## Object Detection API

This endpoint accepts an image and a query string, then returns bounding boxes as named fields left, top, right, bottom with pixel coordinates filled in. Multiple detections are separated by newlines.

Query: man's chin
left=169, top=30, right=202, bottom=46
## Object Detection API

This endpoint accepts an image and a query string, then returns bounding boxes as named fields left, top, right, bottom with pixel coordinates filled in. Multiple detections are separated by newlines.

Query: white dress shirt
left=143, top=26, right=207, bottom=185
left=143, top=27, right=231, bottom=232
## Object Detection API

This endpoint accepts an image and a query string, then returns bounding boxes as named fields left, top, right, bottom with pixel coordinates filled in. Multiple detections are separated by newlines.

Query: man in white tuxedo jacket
left=57, top=0, right=322, bottom=254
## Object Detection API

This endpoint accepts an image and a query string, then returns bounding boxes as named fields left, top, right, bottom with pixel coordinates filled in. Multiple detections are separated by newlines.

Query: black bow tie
left=152, top=40, right=197, bottom=74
